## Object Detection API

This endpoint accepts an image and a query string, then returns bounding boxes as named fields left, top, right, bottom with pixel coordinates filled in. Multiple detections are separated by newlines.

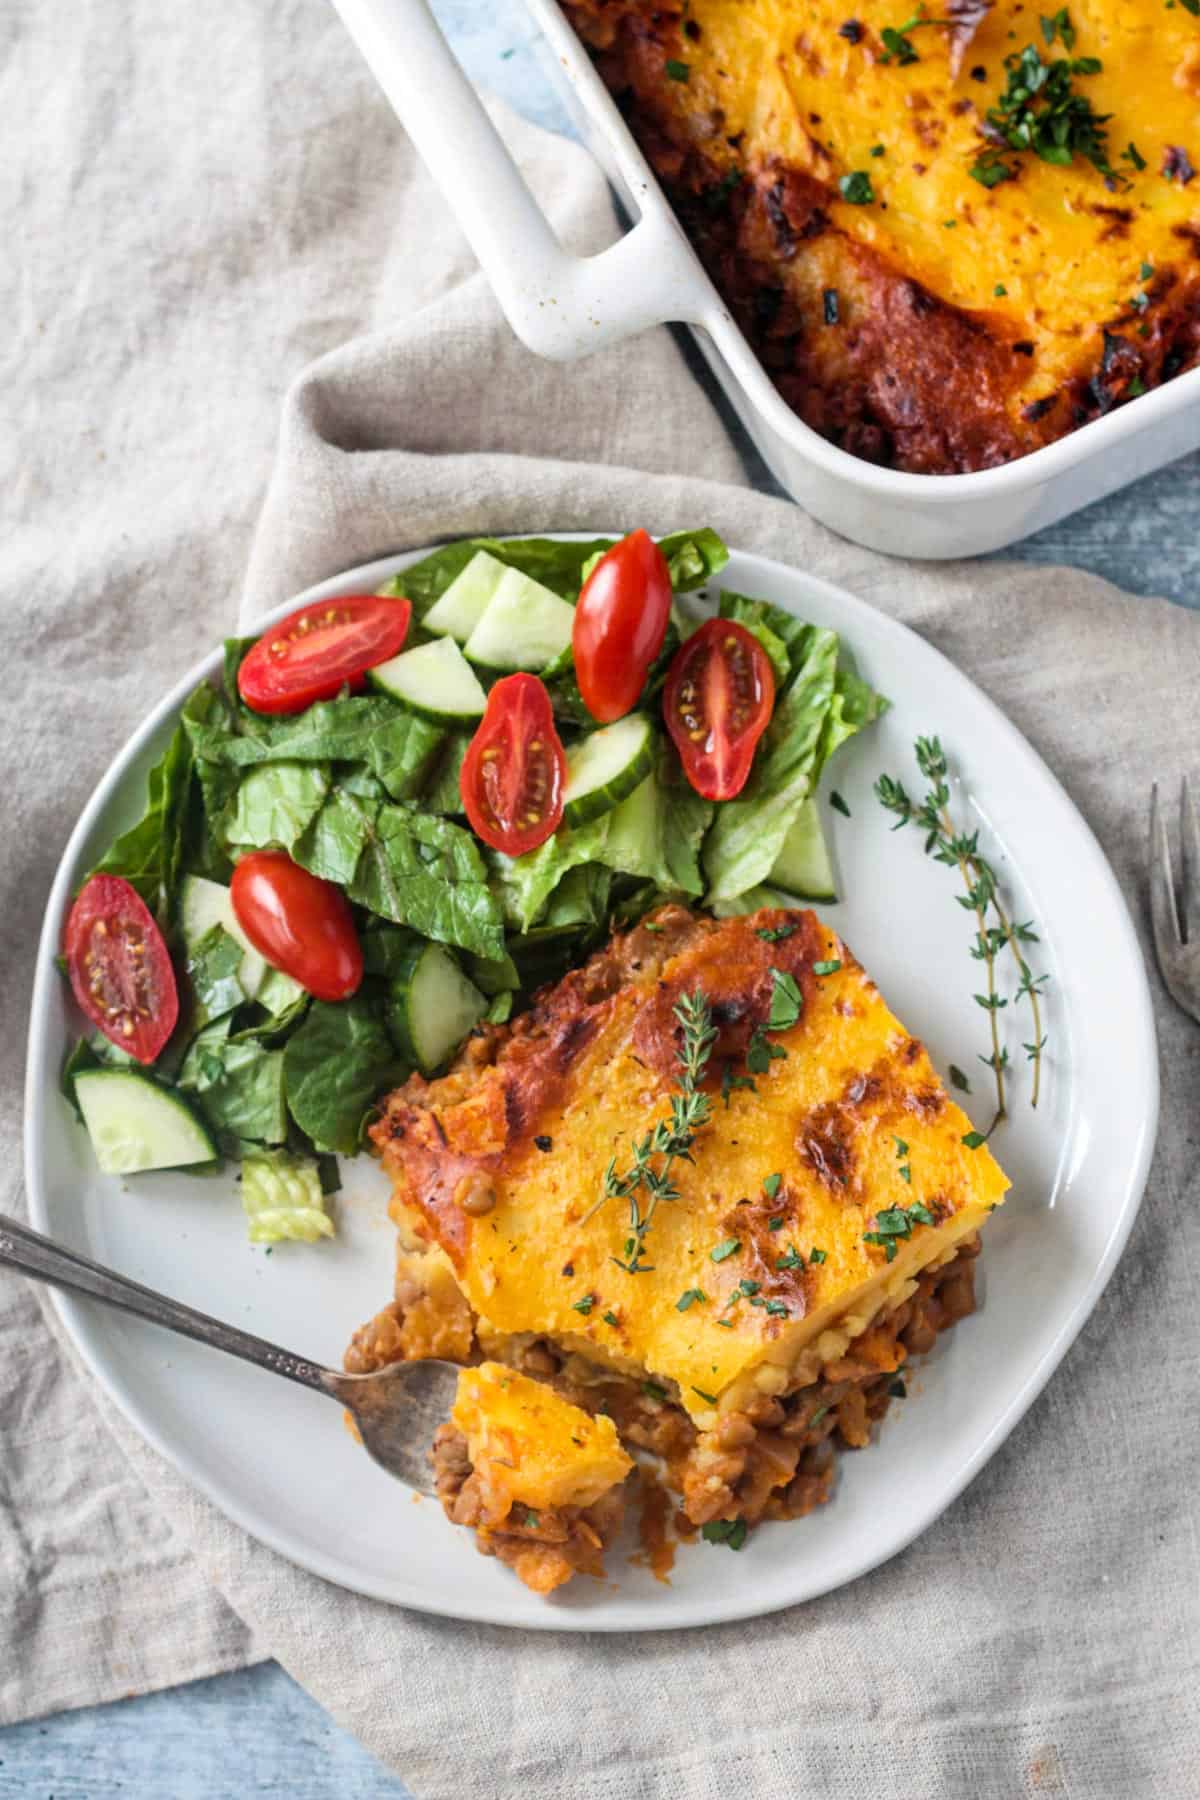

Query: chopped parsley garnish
left=973, top=34, right=1119, bottom=189
left=692, top=1387, right=719, bottom=1406
left=830, top=790, right=851, bottom=818
left=721, top=1062, right=757, bottom=1105
left=523, top=1510, right=540, bottom=1528
left=768, top=1215, right=785, bottom=1231
left=776, top=1246, right=805, bottom=1270
left=762, top=1172, right=782, bottom=1199
left=812, top=959, right=842, bottom=976
left=602, top=1311, right=619, bottom=1328
left=572, top=1293, right=596, bottom=1315
left=767, top=967, right=804, bottom=1030
left=869, top=143, right=885, bottom=157
left=756, top=922, right=797, bottom=942
left=962, top=1129, right=988, bottom=1149
left=710, top=1237, right=741, bottom=1263
left=746, top=1026, right=787, bottom=1075
left=894, top=1136, right=909, bottom=1157
left=863, top=1201, right=935, bottom=1261
left=1040, top=7, right=1075, bottom=48
left=994, top=283, right=1008, bottom=297
left=807, top=1404, right=831, bottom=1428
left=1140, top=260, right=1155, bottom=281
left=838, top=170, right=875, bottom=205
left=880, top=20, right=921, bottom=66
left=643, top=1380, right=669, bottom=1401
left=971, top=154, right=1016, bottom=189
left=809, top=1247, right=827, bottom=1263
left=1122, top=142, right=1147, bottom=172
left=949, top=1063, right=972, bottom=1092
left=1128, top=375, right=1147, bottom=397
left=757, top=1298, right=790, bottom=1317
left=701, top=1516, right=748, bottom=1549
left=665, top=58, right=690, bottom=81
left=676, top=1286, right=707, bottom=1311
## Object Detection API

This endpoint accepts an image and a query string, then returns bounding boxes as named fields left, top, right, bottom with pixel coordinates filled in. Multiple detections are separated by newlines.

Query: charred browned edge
left=368, top=906, right=827, bottom=1269
left=796, top=1049, right=946, bottom=1201
left=561, top=0, right=1200, bottom=473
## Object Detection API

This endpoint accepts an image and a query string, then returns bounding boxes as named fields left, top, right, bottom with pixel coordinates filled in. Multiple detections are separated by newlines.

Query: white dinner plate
left=24, top=537, right=1158, bottom=1632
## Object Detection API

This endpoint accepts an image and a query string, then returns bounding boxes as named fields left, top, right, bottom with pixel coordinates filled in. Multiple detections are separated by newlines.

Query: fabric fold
left=5, top=10, right=1198, bottom=1792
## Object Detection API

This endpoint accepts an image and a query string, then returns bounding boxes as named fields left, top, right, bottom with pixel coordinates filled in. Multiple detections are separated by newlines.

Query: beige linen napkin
left=5, top=1, right=1198, bottom=1792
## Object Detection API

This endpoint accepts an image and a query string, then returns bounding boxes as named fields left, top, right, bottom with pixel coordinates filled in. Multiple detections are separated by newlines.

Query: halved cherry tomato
left=230, top=852, right=362, bottom=1002
left=65, top=875, right=179, bottom=1064
left=460, top=673, right=566, bottom=855
left=662, top=618, right=775, bottom=801
left=573, top=529, right=672, bottom=723
left=237, top=595, right=412, bottom=715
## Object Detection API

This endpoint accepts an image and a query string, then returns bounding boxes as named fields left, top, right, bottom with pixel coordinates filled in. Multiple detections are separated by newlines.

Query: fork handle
left=0, top=1211, right=335, bottom=1395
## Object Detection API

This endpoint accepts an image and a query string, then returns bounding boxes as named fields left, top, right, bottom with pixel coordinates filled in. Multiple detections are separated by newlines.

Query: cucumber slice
left=74, top=1069, right=217, bottom=1174
left=385, top=941, right=488, bottom=1076
left=767, top=798, right=838, bottom=902
left=563, top=714, right=654, bottom=827
left=178, top=875, right=304, bottom=1008
left=463, top=567, right=576, bottom=672
left=368, top=636, right=487, bottom=723
left=423, top=550, right=510, bottom=642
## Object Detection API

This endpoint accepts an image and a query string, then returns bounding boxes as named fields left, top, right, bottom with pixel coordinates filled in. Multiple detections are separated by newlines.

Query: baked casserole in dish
left=347, top=906, right=1008, bottom=1592
left=559, top=0, right=1200, bottom=474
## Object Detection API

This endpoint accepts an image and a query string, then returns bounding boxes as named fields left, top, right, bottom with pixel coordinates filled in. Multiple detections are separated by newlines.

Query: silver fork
left=1149, top=777, right=1200, bottom=1025
left=0, top=1212, right=459, bottom=1494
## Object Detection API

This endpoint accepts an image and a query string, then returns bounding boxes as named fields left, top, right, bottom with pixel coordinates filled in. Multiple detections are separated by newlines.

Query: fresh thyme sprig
left=875, top=736, right=1048, bottom=1132
left=585, top=989, right=716, bottom=1274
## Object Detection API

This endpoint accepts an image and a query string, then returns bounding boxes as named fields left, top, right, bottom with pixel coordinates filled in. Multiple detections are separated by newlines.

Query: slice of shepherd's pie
left=347, top=906, right=1009, bottom=1592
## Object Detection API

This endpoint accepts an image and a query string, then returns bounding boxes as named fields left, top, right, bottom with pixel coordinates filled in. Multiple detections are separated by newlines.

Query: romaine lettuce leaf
left=186, top=924, right=246, bottom=1028
left=184, top=696, right=442, bottom=801
left=703, top=626, right=840, bottom=902
left=88, top=719, right=193, bottom=922
left=601, top=745, right=712, bottom=898
left=225, top=763, right=330, bottom=852
left=282, top=995, right=405, bottom=1155
left=490, top=814, right=612, bottom=932
left=179, top=1017, right=289, bottom=1146
left=241, top=1148, right=335, bottom=1246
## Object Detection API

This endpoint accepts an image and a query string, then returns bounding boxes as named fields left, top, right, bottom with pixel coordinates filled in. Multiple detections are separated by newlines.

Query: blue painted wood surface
left=6, top=4, right=1199, bottom=1797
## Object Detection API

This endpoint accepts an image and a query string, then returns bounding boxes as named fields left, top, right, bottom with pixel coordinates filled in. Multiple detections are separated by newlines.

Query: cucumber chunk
left=463, top=567, right=576, bottom=672
left=767, top=797, right=838, bottom=902
left=423, top=550, right=510, bottom=642
left=178, top=875, right=304, bottom=1008
left=385, top=941, right=488, bottom=1076
left=563, top=715, right=654, bottom=827
left=74, top=1069, right=218, bottom=1174
left=368, top=636, right=487, bottom=723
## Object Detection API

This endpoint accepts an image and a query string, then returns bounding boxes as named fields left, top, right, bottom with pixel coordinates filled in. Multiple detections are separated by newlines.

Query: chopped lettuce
left=178, top=1017, right=289, bottom=1147
left=490, top=814, right=612, bottom=932
left=703, top=619, right=884, bottom=904
left=88, top=720, right=193, bottom=922
left=241, top=1149, right=335, bottom=1246
left=186, top=924, right=247, bottom=1029
left=282, top=996, right=404, bottom=1155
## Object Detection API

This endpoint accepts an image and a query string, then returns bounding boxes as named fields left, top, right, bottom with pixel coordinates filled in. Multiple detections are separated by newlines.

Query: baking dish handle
left=329, top=0, right=708, bottom=359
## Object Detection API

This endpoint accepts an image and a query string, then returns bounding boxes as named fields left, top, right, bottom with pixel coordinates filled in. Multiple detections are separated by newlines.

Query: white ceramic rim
left=23, top=537, right=1159, bottom=1630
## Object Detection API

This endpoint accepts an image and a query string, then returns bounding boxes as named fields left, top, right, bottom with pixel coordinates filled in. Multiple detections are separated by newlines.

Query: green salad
left=59, top=527, right=885, bottom=1245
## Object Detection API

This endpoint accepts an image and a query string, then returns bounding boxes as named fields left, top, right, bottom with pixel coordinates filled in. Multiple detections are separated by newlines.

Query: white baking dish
left=330, top=0, right=1200, bottom=558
